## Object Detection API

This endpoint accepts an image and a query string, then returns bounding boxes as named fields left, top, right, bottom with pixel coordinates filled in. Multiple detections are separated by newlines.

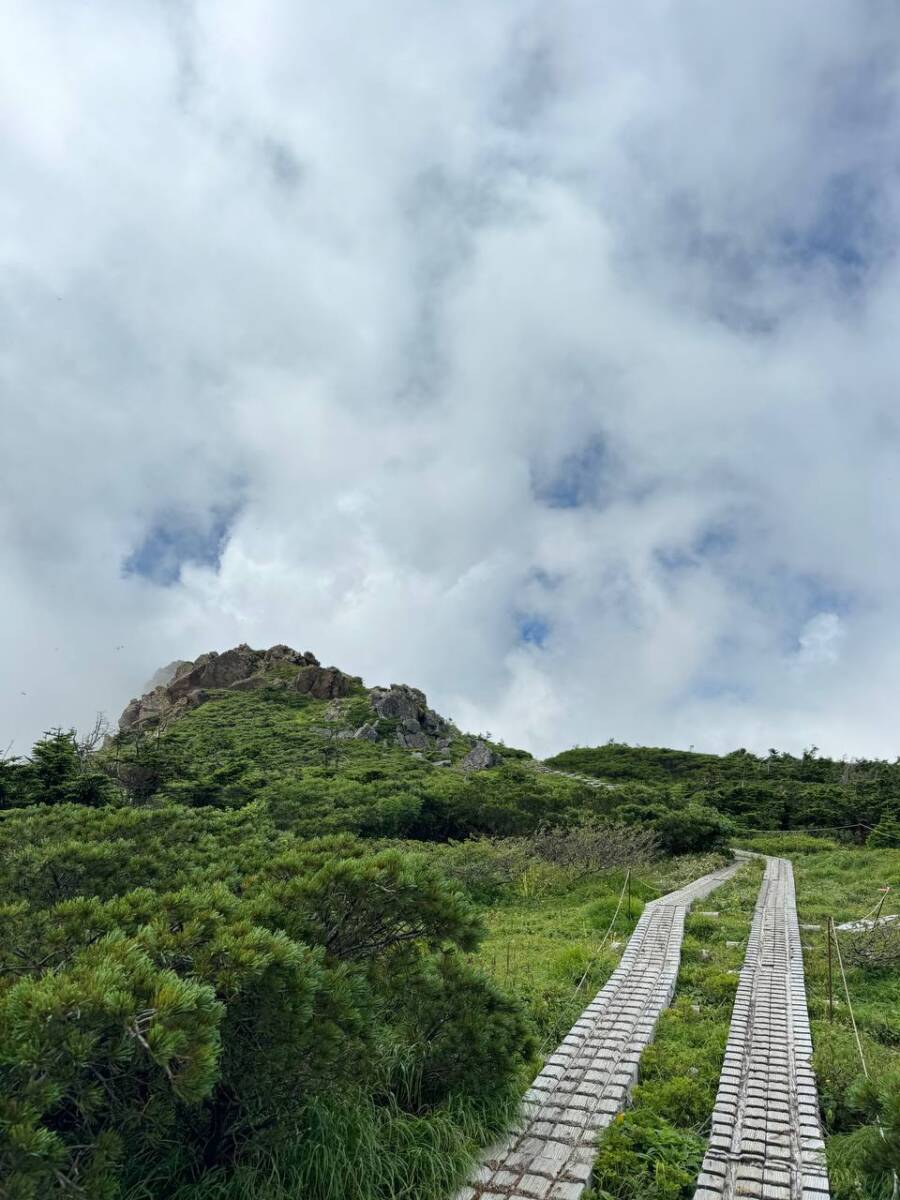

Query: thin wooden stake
left=627, top=869, right=632, bottom=922
left=827, top=917, right=834, bottom=1022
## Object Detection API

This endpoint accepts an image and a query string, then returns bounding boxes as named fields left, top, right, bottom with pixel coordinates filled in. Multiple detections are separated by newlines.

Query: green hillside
left=1, top=645, right=898, bottom=1200
left=546, top=742, right=900, bottom=838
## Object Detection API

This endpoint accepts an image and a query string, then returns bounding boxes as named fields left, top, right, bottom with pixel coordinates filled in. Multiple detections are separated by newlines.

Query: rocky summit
left=118, top=643, right=500, bottom=770
left=119, top=643, right=359, bottom=734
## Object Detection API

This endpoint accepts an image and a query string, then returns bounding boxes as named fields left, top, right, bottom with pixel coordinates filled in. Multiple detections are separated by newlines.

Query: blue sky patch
left=516, top=612, right=550, bottom=648
left=123, top=504, right=240, bottom=586
left=779, top=171, right=876, bottom=282
left=531, top=435, right=614, bottom=509
left=655, top=522, right=738, bottom=574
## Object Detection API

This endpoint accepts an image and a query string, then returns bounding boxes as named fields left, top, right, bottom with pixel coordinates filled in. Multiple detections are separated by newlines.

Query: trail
left=456, top=858, right=744, bottom=1200
left=693, top=855, right=829, bottom=1200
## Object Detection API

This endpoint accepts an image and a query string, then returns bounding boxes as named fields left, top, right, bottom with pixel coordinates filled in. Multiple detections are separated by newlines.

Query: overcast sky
left=4, top=1, right=900, bottom=760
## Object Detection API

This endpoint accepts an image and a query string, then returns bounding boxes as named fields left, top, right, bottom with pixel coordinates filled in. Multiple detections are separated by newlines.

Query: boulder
left=369, top=684, right=451, bottom=752
left=460, top=740, right=500, bottom=771
left=398, top=730, right=430, bottom=751
left=354, top=724, right=379, bottom=742
left=370, top=684, right=425, bottom=724
left=292, top=665, right=354, bottom=699
left=167, top=644, right=263, bottom=701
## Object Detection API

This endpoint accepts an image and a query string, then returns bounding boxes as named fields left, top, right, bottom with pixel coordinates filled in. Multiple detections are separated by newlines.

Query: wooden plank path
left=455, top=859, right=745, bottom=1200
left=693, top=856, right=830, bottom=1200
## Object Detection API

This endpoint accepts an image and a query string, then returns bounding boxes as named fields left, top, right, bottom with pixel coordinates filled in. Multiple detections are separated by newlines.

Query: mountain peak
left=118, top=643, right=358, bottom=734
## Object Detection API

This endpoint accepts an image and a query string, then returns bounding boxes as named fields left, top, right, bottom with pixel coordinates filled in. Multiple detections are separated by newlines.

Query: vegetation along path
left=457, top=858, right=745, bottom=1200
left=693, top=855, right=830, bottom=1200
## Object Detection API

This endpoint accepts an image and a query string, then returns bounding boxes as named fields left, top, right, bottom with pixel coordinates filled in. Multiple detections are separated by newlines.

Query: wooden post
left=827, top=917, right=834, bottom=1022
left=627, top=869, right=632, bottom=922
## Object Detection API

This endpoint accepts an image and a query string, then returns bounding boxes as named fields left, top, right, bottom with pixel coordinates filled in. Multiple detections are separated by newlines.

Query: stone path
left=529, top=763, right=616, bottom=790
left=456, top=859, right=744, bottom=1200
left=693, top=856, right=830, bottom=1200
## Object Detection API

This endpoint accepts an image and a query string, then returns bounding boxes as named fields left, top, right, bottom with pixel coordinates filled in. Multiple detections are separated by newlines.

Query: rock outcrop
left=460, top=740, right=500, bottom=771
left=119, top=644, right=358, bottom=733
left=119, top=646, right=501, bottom=773
left=368, top=684, right=451, bottom=751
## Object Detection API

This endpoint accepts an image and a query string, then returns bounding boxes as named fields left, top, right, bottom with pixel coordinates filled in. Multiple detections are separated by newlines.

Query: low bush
left=0, top=809, right=533, bottom=1200
left=588, top=1109, right=705, bottom=1200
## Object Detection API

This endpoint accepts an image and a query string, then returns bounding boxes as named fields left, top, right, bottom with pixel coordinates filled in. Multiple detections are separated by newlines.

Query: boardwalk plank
left=457, top=859, right=745, bottom=1200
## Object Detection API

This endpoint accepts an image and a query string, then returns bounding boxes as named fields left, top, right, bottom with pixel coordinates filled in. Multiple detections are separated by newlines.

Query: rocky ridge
left=118, top=644, right=356, bottom=733
left=118, top=643, right=501, bottom=770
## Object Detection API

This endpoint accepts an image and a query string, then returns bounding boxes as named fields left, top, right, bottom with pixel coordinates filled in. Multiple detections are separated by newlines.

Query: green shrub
left=590, top=1109, right=706, bottom=1200
left=651, top=804, right=734, bottom=855
left=0, top=813, right=533, bottom=1199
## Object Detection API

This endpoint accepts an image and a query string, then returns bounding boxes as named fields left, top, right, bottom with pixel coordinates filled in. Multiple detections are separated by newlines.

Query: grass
left=585, top=835, right=900, bottom=1200
left=471, top=852, right=732, bottom=1078
left=123, top=1090, right=523, bottom=1200
left=737, top=835, right=900, bottom=1200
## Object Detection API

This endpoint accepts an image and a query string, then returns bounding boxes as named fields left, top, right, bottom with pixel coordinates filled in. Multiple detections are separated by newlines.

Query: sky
left=4, top=0, right=900, bottom=761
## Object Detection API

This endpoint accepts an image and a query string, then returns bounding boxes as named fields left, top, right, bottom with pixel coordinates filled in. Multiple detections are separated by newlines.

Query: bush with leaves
left=0, top=808, right=533, bottom=1199
left=589, top=1109, right=706, bottom=1200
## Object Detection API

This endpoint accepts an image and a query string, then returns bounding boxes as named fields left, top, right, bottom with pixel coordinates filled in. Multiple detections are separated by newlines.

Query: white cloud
left=3, top=0, right=900, bottom=760
left=794, top=612, right=845, bottom=668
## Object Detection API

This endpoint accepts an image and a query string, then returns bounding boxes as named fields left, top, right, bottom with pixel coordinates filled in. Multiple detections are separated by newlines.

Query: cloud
left=3, top=0, right=900, bottom=761
left=794, top=612, right=846, bottom=668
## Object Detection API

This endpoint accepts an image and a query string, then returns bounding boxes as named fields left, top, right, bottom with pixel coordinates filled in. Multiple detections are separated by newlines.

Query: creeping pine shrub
left=0, top=815, right=533, bottom=1200
left=826, top=1073, right=900, bottom=1200
left=651, top=804, right=734, bottom=855
left=868, top=816, right=900, bottom=849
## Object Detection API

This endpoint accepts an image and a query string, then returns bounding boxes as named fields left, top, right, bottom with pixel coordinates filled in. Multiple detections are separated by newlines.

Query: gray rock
left=370, top=684, right=424, bottom=723
left=398, top=730, right=429, bottom=751
left=291, top=664, right=354, bottom=700
left=354, top=724, right=379, bottom=742
left=460, top=740, right=500, bottom=771
left=836, top=913, right=900, bottom=932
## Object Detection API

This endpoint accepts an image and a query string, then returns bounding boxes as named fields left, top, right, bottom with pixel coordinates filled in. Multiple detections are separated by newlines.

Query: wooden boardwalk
left=455, top=860, right=744, bottom=1200
left=693, top=856, right=829, bottom=1200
